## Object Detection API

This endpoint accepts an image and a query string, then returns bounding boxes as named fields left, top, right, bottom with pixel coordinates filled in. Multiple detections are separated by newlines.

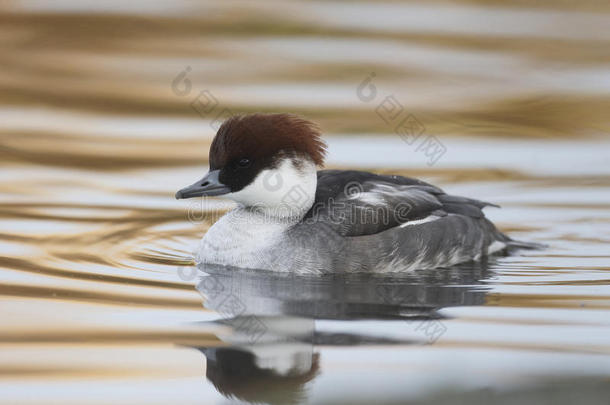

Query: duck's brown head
left=176, top=113, right=325, bottom=212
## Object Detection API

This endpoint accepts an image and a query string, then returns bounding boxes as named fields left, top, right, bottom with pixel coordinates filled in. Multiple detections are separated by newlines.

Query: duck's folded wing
left=306, top=170, right=498, bottom=237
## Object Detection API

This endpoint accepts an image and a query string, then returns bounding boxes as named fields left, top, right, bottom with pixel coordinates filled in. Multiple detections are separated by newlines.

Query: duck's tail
left=505, top=238, right=548, bottom=250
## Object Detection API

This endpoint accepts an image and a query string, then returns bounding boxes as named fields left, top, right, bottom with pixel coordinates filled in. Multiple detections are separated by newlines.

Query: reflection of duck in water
left=197, top=260, right=491, bottom=321
left=192, top=260, right=493, bottom=404
left=176, top=113, right=542, bottom=273
left=199, top=336, right=320, bottom=404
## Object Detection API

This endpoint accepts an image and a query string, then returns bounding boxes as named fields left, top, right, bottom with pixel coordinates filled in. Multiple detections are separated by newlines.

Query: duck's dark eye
left=237, top=158, right=251, bottom=168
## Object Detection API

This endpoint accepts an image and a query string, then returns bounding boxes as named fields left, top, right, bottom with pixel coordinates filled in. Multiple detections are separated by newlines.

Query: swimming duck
left=176, top=113, right=537, bottom=273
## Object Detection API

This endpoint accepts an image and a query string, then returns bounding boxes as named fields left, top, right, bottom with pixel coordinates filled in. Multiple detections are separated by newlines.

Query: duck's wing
left=305, top=170, right=498, bottom=237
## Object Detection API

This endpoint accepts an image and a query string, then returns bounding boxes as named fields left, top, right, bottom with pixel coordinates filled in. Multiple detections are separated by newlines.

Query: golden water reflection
left=1, top=0, right=610, bottom=404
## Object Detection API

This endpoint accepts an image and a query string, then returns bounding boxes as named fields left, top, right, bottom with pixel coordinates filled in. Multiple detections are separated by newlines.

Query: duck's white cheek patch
left=227, top=158, right=317, bottom=212
left=229, top=173, right=278, bottom=206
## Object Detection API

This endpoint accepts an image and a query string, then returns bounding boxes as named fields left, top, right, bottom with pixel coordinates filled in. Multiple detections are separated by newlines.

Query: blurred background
left=1, top=1, right=610, bottom=404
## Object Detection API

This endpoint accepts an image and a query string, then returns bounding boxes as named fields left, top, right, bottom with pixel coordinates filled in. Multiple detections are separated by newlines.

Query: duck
left=176, top=113, right=538, bottom=273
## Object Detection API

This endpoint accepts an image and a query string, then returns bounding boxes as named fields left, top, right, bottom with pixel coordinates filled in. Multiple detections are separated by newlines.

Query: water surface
left=1, top=1, right=610, bottom=404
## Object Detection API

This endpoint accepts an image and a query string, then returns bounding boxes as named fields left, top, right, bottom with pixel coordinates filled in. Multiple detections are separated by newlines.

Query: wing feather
left=305, top=170, right=498, bottom=237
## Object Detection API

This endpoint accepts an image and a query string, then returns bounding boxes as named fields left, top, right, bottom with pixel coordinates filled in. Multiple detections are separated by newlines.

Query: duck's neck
left=199, top=159, right=317, bottom=266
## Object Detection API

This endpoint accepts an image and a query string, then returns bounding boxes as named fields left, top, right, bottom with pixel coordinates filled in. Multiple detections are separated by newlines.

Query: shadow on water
left=191, top=259, right=493, bottom=404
